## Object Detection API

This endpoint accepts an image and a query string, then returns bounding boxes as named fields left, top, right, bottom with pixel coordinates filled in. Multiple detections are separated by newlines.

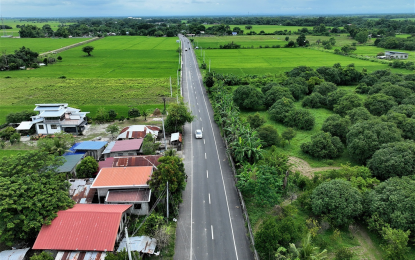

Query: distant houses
left=385, top=51, right=409, bottom=59
left=16, top=103, right=89, bottom=135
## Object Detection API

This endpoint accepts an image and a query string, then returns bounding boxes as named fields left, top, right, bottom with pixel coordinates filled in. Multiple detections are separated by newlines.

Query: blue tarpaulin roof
left=75, top=141, right=108, bottom=150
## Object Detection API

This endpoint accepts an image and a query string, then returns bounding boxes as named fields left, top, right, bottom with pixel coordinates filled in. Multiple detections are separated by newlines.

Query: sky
left=1, top=0, right=415, bottom=17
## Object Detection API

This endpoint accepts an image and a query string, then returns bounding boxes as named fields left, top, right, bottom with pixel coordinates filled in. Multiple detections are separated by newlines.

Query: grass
left=0, top=149, right=31, bottom=158
left=205, top=24, right=314, bottom=34
left=197, top=47, right=409, bottom=76
left=3, top=36, right=180, bottom=78
left=0, top=37, right=90, bottom=54
left=1, top=19, right=75, bottom=37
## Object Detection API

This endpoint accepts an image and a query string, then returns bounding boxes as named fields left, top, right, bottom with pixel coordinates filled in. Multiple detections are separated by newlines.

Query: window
left=118, top=153, right=124, bottom=156
left=134, top=203, right=142, bottom=210
left=128, top=153, right=135, bottom=156
left=51, top=125, right=58, bottom=129
left=38, top=125, right=44, bottom=130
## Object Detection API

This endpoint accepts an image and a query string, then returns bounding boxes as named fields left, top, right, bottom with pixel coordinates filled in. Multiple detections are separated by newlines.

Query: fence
left=222, top=129, right=260, bottom=260
left=40, top=37, right=102, bottom=57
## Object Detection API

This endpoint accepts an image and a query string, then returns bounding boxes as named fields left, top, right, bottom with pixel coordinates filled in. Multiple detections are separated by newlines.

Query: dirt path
left=289, top=157, right=341, bottom=178
left=353, top=224, right=383, bottom=260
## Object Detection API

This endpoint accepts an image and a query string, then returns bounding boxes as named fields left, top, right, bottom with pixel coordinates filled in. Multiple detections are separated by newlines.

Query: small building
left=91, top=166, right=153, bottom=215
left=117, top=236, right=157, bottom=255
left=32, top=204, right=132, bottom=251
left=73, top=141, right=108, bottom=160
left=98, top=155, right=162, bottom=173
left=117, top=125, right=160, bottom=140
left=232, top=32, right=237, bottom=36
left=16, top=104, right=89, bottom=135
left=0, top=248, right=30, bottom=260
left=102, top=139, right=143, bottom=159
left=58, top=154, right=84, bottom=177
left=170, top=132, right=182, bottom=150
left=385, top=51, right=409, bottom=59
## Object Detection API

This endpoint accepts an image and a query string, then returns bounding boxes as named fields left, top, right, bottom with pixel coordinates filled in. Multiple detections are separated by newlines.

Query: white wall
left=36, top=124, right=48, bottom=135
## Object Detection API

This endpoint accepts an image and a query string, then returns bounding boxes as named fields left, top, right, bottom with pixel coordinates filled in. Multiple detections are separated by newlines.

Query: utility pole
left=170, top=76, right=172, bottom=97
left=177, top=70, right=179, bottom=87
left=167, top=181, right=169, bottom=223
left=161, top=117, right=167, bottom=151
left=125, top=227, right=132, bottom=260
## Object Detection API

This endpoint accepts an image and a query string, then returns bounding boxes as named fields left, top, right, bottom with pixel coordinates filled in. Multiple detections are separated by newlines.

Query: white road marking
left=209, top=193, right=211, bottom=204
left=207, top=170, right=208, bottom=178
left=204, top=139, right=205, bottom=144
left=205, top=153, right=207, bottom=159
left=211, top=225, right=214, bottom=240
left=202, top=127, right=203, bottom=132
left=199, top=109, right=200, bottom=113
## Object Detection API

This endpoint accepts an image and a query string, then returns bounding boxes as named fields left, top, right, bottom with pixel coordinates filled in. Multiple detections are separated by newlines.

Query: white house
left=385, top=51, right=409, bottom=59
left=16, top=103, right=89, bottom=135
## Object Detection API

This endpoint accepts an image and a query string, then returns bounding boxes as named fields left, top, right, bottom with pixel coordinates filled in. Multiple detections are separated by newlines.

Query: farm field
left=197, top=47, right=409, bottom=75
left=0, top=37, right=90, bottom=54
left=2, top=19, right=75, bottom=37
left=2, top=36, right=180, bottom=78
left=205, top=24, right=314, bottom=33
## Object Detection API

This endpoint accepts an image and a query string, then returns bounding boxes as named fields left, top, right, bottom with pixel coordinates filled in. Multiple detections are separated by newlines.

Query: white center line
left=211, top=225, right=214, bottom=240
left=199, top=109, right=200, bottom=113
left=205, top=153, right=207, bottom=159
left=209, top=193, right=211, bottom=204
left=204, top=139, right=205, bottom=144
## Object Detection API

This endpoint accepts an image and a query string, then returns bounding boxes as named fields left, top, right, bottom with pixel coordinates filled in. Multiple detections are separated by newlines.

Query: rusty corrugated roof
left=106, top=190, right=151, bottom=202
left=32, top=204, right=132, bottom=251
left=55, top=251, right=106, bottom=260
left=92, top=166, right=153, bottom=188
left=126, top=131, right=146, bottom=139
left=113, top=155, right=162, bottom=167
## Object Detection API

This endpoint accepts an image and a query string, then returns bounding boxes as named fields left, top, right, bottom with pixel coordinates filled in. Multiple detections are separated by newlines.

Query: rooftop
left=106, top=189, right=151, bottom=203
left=98, top=155, right=162, bottom=172
left=0, top=248, right=30, bottom=260
left=92, top=166, right=153, bottom=188
left=55, top=251, right=107, bottom=260
left=117, top=236, right=157, bottom=255
left=75, top=141, right=108, bottom=151
left=58, top=154, right=84, bottom=173
left=68, top=178, right=95, bottom=204
left=32, top=204, right=132, bottom=251
left=110, top=139, right=143, bottom=153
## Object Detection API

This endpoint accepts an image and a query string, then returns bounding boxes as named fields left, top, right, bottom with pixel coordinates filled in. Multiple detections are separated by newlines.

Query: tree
left=82, top=46, right=94, bottom=56
left=355, top=30, right=368, bottom=44
left=6, top=110, right=37, bottom=124
left=9, top=132, right=20, bottom=145
left=257, top=125, right=280, bottom=147
left=346, top=107, right=373, bottom=124
left=231, top=133, right=263, bottom=164
left=75, top=156, right=98, bottom=178
left=247, top=112, right=266, bottom=129
left=233, top=85, right=264, bottom=110
left=301, top=132, right=344, bottom=159
left=106, top=124, right=120, bottom=139
left=142, top=134, right=159, bottom=155
left=153, top=225, right=172, bottom=256
left=288, top=233, right=328, bottom=260
left=327, top=89, right=347, bottom=110
left=95, top=107, right=109, bottom=123
left=128, top=108, right=140, bottom=121
left=165, top=101, right=194, bottom=133
left=285, top=36, right=289, bottom=41
left=313, top=82, right=337, bottom=96
left=333, top=94, right=362, bottom=116
left=37, top=132, right=75, bottom=156
left=57, top=56, right=62, bottom=61
left=141, top=109, right=149, bottom=121
left=282, top=128, right=296, bottom=144
left=108, top=109, right=117, bottom=121
left=380, top=85, right=413, bottom=104
left=154, top=30, right=164, bottom=37
left=366, top=177, right=415, bottom=234
left=341, top=45, right=356, bottom=54
left=346, top=120, right=402, bottom=164
left=0, top=126, right=16, bottom=140
left=263, top=87, right=294, bottom=109
left=296, top=34, right=309, bottom=47
left=204, top=71, right=215, bottom=89
left=147, top=156, right=186, bottom=203
left=367, top=141, right=415, bottom=180
left=30, top=251, right=54, bottom=260
left=321, top=115, right=351, bottom=142
left=364, top=93, right=397, bottom=116
left=380, top=226, right=410, bottom=260
left=302, top=93, right=326, bottom=108
left=284, top=109, right=315, bottom=131
left=0, top=151, right=74, bottom=245
left=312, top=179, right=362, bottom=227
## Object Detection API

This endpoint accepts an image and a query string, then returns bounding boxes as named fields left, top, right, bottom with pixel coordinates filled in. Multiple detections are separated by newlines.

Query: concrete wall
left=36, top=123, right=61, bottom=134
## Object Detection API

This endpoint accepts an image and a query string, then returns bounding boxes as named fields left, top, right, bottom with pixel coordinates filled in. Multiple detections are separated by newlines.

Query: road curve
left=174, top=35, right=254, bottom=260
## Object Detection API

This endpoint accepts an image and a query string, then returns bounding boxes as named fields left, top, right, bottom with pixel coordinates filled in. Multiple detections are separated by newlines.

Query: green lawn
left=3, top=36, right=180, bottom=78
left=198, top=48, right=408, bottom=75
left=0, top=38, right=91, bottom=54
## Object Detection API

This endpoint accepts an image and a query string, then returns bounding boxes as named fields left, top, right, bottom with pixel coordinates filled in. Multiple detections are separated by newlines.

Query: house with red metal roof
left=91, top=166, right=153, bottom=215
left=32, top=204, right=132, bottom=252
left=102, top=139, right=144, bottom=159
left=97, top=155, right=162, bottom=174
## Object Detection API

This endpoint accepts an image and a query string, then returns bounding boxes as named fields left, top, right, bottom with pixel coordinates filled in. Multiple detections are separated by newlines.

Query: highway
left=174, top=35, right=254, bottom=260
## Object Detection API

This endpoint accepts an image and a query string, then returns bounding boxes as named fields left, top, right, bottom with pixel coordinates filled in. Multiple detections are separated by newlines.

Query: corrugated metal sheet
left=113, top=155, right=162, bottom=167
left=92, top=167, right=152, bottom=188
left=58, top=154, right=84, bottom=173
left=106, top=190, right=151, bottom=202
left=102, top=141, right=116, bottom=155
left=171, top=133, right=179, bottom=142
left=0, top=248, right=30, bottom=260
left=97, top=158, right=115, bottom=173
left=55, top=251, right=106, bottom=260
left=68, top=179, right=95, bottom=204
left=33, top=204, right=132, bottom=251
left=110, top=139, right=143, bottom=153
left=117, top=236, right=157, bottom=254
left=126, top=131, right=146, bottom=139
left=75, top=141, right=108, bottom=151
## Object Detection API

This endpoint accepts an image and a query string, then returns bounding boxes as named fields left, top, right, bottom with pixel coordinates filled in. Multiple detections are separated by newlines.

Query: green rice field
left=0, top=38, right=90, bottom=54
left=2, top=36, right=180, bottom=78
left=205, top=24, right=314, bottom=34
left=1, top=19, right=75, bottom=37
left=198, top=48, right=409, bottom=75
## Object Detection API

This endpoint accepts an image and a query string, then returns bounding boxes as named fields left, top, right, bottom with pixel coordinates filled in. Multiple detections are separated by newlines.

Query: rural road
left=174, top=35, right=254, bottom=260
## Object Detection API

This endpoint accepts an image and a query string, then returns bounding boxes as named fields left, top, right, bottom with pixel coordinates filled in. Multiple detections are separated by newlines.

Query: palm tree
left=289, top=233, right=327, bottom=260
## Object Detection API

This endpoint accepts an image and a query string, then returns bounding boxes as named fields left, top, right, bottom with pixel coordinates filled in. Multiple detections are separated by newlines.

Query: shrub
left=247, top=112, right=266, bottom=129
left=32, top=63, right=39, bottom=68
left=58, top=75, right=66, bottom=79
left=284, top=109, right=315, bottom=130
left=0, top=126, right=16, bottom=140
left=302, top=92, right=326, bottom=108
left=321, top=115, right=351, bottom=142
left=335, top=247, right=355, bottom=260
left=263, top=87, right=294, bottom=108
left=301, top=132, right=344, bottom=159
left=333, top=94, right=363, bottom=116
left=327, top=89, right=348, bottom=110
left=389, top=104, right=415, bottom=118
left=257, top=125, right=280, bottom=147
left=233, top=85, right=264, bottom=109
left=355, top=83, right=371, bottom=94
left=380, top=85, right=413, bottom=104
left=9, top=132, right=20, bottom=145
left=76, top=156, right=98, bottom=178
left=142, top=134, right=159, bottom=155
left=346, top=107, right=373, bottom=124
left=364, top=93, right=397, bottom=116
left=313, top=82, right=337, bottom=96
left=269, top=97, right=295, bottom=123
left=57, top=56, right=62, bottom=61
left=312, top=179, right=363, bottom=227
left=380, top=226, right=410, bottom=260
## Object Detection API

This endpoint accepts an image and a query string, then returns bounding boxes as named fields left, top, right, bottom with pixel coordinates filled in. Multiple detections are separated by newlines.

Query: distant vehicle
left=195, top=46, right=199, bottom=49
left=185, top=48, right=188, bottom=51
left=195, top=129, right=202, bottom=139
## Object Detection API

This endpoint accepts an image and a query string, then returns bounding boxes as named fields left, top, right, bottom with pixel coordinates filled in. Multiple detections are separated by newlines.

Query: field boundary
left=40, top=37, right=102, bottom=56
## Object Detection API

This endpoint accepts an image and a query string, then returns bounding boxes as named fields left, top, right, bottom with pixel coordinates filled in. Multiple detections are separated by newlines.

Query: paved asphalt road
left=174, top=35, right=254, bottom=260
